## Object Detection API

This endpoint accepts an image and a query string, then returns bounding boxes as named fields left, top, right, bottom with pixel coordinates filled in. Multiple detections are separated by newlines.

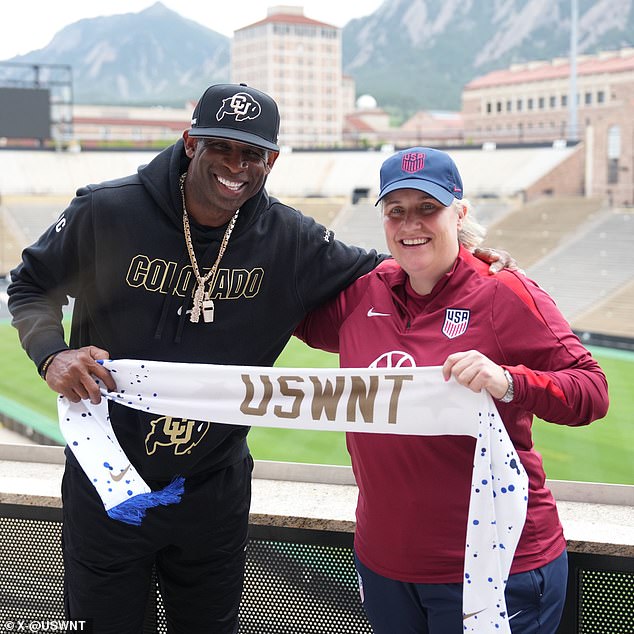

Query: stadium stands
left=0, top=150, right=158, bottom=196
left=484, top=198, right=634, bottom=335
left=327, top=196, right=634, bottom=337
left=526, top=209, right=634, bottom=326
left=330, top=202, right=387, bottom=253
left=573, top=279, right=634, bottom=338
left=486, top=196, right=606, bottom=269
left=281, top=197, right=347, bottom=228
left=266, top=145, right=578, bottom=200
left=1, top=146, right=632, bottom=336
left=0, top=206, right=25, bottom=272
left=0, top=145, right=579, bottom=199
left=1, top=196, right=67, bottom=244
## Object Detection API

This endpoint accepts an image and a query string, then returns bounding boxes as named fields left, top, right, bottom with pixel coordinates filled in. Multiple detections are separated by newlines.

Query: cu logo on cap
left=216, top=92, right=262, bottom=122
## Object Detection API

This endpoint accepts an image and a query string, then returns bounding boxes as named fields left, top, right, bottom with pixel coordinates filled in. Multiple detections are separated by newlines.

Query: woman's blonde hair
left=456, top=198, right=486, bottom=250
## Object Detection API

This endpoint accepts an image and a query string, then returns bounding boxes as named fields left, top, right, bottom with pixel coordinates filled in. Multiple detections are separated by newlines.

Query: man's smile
left=216, top=175, right=245, bottom=192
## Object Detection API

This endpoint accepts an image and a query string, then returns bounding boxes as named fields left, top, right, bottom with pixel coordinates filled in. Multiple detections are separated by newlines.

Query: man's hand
left=45, top=346, right=117, bottom=404
left=473, top=247, right=523, bottom=275
left=442, top=350, right=508, bottom=400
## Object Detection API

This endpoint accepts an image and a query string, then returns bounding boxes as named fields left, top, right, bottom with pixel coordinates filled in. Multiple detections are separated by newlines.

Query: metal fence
left=1, top=504, right=632, bottom=633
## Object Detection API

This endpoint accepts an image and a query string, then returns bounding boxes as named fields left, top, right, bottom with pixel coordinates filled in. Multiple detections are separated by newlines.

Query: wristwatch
left=499, top=368, right=515, bottom=403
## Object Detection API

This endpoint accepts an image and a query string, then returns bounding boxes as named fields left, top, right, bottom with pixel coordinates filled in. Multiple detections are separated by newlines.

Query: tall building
left=231, top=5, right=344, bottom=148
left=462, top=48, right=634, bottom=206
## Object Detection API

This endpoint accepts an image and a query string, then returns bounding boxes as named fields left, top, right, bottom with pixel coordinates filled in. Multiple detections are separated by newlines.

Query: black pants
left=61, top=456, right=253, bottom=634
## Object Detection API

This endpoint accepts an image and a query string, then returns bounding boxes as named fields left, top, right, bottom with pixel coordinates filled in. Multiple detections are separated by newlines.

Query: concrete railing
left=1, top=443, right=633, bottom=632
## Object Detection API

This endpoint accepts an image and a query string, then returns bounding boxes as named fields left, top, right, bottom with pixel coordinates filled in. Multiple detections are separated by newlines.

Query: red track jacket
left=297, top=246, right=609, bottom=583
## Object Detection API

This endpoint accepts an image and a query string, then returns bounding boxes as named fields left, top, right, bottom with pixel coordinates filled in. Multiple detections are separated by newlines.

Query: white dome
left=356, top=94, right=378, bottom=110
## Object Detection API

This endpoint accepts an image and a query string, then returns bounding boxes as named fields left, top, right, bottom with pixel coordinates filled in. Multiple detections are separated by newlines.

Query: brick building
left=462, top=48, right=634, bottom=206
left=231, top=5, right=347, bottom=148
left=71, top=104, right=191, bottom=147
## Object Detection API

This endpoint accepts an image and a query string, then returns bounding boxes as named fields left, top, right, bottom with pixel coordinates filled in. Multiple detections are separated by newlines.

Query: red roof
left=401, top=111, right=463, bottom=131
left=465, top=52, right=634, bottom=90
left=344, top=115, right=376, bottom=133
left=236, top=13, right=336, bottom=32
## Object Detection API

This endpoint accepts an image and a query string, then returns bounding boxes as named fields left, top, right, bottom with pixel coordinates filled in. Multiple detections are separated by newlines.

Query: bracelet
left=499, top=368, right=515, bottom=403
left=39, top=353, right=58, bottom=380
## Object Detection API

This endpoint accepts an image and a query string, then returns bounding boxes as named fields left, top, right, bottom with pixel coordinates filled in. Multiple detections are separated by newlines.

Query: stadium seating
left=1, top=147, right=632, bottom=336
left=526, top=209, right=634, bottom=327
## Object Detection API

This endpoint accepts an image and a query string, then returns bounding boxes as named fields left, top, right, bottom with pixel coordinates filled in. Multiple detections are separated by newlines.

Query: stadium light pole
left=567, top=0, right=579, bottom=142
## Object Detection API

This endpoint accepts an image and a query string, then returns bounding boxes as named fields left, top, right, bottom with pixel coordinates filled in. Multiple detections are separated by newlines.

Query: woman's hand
left=442, top=350, right=509, bottom=400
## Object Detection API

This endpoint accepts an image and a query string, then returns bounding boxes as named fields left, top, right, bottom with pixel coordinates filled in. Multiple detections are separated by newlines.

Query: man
left=8, top=83, right=511, bottom=633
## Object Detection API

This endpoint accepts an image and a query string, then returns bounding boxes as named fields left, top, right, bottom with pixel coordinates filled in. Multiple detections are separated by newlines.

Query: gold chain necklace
left=179, top=172, right=239, bottom=323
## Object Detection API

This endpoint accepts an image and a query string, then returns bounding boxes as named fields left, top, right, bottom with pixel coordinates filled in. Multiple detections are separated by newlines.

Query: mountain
left=6, top=2, right=230, bottom=106
left=3, top=0, right=634, bottom=115
left=343, top=0, right=634, bottom=119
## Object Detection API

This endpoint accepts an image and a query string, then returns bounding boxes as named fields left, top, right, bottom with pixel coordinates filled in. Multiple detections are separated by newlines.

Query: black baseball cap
left=189, top=83, right=280, bottom=152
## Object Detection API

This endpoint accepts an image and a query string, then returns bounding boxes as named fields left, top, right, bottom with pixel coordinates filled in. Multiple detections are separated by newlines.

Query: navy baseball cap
left=189, top=83, right=280, bottom=152
left=376, top=147, right=463, bottom=206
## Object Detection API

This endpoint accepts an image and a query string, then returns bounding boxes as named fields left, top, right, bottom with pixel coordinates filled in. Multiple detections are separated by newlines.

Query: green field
left=0, top=321, right=632, bottom=484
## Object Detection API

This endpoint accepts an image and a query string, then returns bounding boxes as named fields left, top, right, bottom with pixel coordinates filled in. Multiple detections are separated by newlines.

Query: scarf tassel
left=106, top=476, right=186, bottom=526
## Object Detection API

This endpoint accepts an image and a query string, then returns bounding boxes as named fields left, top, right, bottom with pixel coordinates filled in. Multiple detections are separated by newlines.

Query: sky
left=0, top=0, right=384, bottom=60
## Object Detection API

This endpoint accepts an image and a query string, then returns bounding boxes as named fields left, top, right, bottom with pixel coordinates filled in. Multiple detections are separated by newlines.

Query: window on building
left=608, top=159, right=619, bottom=184
left=486, top=102, right=492, bottom=114
left=527, top=98, right=534, bottom=110
left=607, top=125, right=621, bottom=184
left=550, top=96, right=556, bottom=108
left=561, top=95, right=568, bottom=107
left=597, top=90, right=605, bottom=103
left=506, top=100, right=512, bottom=112
left=517, top=99, right=523, bottom=111
left=608, top=125, right=621, bottom=158
left=538, top=97, right=545, bottom=109
left=585, top=92, right=592, bottom=105
left=496, top=101, right=502, bottom=112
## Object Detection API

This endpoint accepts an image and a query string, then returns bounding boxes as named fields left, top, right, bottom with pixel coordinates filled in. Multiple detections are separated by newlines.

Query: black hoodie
left=8, top=140, right=383, bottom=480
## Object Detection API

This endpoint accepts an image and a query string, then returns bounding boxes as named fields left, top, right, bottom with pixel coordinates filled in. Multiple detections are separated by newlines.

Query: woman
left=295, top=147, right=609, bottom=633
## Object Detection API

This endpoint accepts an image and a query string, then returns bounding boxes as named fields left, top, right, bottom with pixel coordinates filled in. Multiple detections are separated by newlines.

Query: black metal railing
left=1, top=503, right=632, bottom=633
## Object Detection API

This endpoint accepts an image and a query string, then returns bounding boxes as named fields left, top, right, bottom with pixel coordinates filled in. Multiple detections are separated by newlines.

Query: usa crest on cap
left=402, top=152, right=425, bottom=173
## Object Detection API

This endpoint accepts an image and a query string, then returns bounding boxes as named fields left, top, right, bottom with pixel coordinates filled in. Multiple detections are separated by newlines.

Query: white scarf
left=58, top=359, right=528, bottom=633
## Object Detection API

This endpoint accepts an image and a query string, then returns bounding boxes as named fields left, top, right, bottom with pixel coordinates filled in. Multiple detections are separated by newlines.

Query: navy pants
left=355, top=549, right=568, bottom=633
left=62, top=456, right=253, bottom=634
